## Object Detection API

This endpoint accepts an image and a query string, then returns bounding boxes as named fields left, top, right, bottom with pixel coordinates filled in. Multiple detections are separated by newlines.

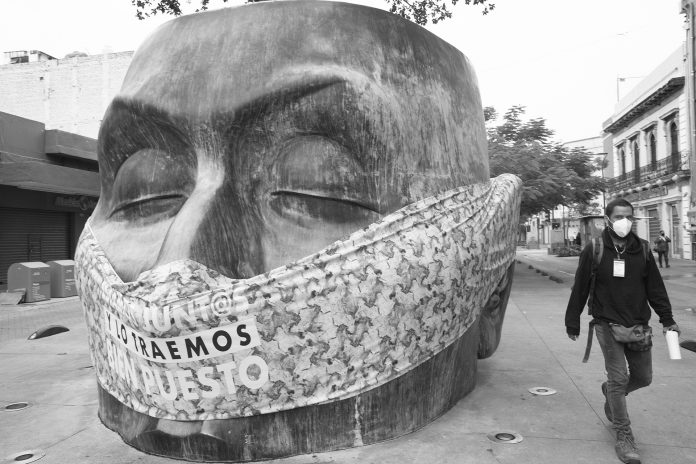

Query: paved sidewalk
left=515, top=246, right=696, bottom=286
left=1, top=264, right=695, bottom=463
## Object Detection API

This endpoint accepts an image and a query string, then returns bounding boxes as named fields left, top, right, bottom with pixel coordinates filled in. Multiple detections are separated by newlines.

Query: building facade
left=0, top=51, right=133, bottom=138
left=602, top=47, right=693, bottom=260
left=0, top=112, right=98, bottom=288
left=0, top=51, right=133, bottom=288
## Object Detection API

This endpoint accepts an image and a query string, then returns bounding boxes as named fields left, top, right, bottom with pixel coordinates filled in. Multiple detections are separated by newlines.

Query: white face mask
left=610, top=218, right=632, bottom=238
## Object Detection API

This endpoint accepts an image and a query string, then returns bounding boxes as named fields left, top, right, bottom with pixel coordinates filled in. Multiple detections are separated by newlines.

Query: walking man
left=565, top=198, right=680, bottom=464
left=654, top=230, right=671, bottom=268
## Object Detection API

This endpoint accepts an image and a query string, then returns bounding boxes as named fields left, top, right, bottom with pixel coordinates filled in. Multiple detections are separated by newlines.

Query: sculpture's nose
left=152, top=153, right=244, bottom=276
left=151, top=150, right=267, bottom=279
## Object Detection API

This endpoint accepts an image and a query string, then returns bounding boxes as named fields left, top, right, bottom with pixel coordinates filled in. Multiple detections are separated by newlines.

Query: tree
left=485, top=105, right=605, bottom=220
left=130, top=0, right=494, bottom=25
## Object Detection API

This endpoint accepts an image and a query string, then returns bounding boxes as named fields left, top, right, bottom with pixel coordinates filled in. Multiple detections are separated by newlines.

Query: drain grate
left=3, top=449, right=45, bottom=463
left=487, top=431, right=523, bottom=444
left=2, top=402, right=31, bottom=412
left=529, top=386, right=557, bottom=396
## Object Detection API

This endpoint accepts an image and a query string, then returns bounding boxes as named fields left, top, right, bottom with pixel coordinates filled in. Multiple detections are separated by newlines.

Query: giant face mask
left=77, top=1, right=521, bottom=461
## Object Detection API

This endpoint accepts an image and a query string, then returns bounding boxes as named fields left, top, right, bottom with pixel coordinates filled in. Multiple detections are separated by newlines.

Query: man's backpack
left=581, top=235, right=650, bottom=362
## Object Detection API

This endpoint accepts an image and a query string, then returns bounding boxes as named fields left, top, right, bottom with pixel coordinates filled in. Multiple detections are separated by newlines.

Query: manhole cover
left=529, top=387, right=557, bottom=396
left=487, top=431, right=523, bottom=444
left=3, top=450, right=45, bottom=463
left=2, top=402, right=31, bottom=412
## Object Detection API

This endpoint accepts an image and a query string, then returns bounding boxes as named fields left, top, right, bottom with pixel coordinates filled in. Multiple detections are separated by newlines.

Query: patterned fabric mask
left=75, top=174, right=521, bottom=421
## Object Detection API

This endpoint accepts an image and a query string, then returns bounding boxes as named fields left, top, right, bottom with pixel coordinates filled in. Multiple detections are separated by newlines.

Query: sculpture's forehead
left=119, top=1, right=476, bottom=118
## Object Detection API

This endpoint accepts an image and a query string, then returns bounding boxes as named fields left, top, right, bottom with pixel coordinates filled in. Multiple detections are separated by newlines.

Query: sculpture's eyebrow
left=98, top=98, right=192, bottom=180
left=213, top=75, right=347, bottom=127
left=102, top=97, right=185, bottom=138
left=216, top=72, right=389, bottom=169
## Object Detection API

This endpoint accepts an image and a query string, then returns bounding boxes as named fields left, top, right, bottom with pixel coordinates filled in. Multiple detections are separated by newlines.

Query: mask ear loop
left=604, top=216, right=614, bottom=234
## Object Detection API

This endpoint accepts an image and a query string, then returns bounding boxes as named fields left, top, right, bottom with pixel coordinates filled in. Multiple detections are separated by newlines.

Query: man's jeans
left=595, top=323, right=653, bottom=431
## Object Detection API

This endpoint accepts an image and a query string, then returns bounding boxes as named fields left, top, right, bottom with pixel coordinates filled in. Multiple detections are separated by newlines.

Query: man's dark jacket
left=565, top=229, right=675, bottom=336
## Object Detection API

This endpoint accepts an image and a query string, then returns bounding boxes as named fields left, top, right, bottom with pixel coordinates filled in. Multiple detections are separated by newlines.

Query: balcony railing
left=608, top=152, right=689, bottom=191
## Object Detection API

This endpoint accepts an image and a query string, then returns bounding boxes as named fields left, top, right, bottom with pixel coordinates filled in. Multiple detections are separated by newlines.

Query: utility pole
left=681, top=0, right=696, bottom=258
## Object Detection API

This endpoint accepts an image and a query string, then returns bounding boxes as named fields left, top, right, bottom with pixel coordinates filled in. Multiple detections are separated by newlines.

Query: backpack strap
left=587, top=236, right=602, bottom=315
left=582, top=319, right=598, bottom=363
left=641, top=239, right=649, bottom=263
left=583, top=236, right=603, bottom=362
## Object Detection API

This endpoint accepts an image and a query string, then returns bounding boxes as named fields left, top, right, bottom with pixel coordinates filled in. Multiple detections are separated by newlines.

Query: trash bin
left=7, top=262, right=51, bottom=303
left=47, top=260, right=77, bottom=298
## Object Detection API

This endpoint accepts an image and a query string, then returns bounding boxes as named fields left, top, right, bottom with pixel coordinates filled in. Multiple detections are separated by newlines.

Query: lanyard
left=613, top=243, right=625, bottom=259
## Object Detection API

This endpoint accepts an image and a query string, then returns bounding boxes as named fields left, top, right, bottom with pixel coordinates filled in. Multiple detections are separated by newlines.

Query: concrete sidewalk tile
left=484, top=338, right=564, bottom=373
left=0, top=351, right=91, bottom=383
left=639, top=444, right=696, bottom=464
left=627, top=380, right=696, bottom=448
left=490, top=434, right=695, bottom=464
left=0, top=369, right=96, bottom=406
left=29, top=421, right=173, bottom=464
left=0, top=403, right=94, bottom=454
left=452, top=365, right=610, bottom=442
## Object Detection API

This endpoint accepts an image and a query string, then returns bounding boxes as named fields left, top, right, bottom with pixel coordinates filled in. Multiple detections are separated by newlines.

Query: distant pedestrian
left=565, top=198, right=679, bottom=464
left=654, top=230, right=671, bottom=268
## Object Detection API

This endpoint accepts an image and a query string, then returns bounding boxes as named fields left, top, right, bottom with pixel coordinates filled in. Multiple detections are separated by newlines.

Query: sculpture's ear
left=477, top=263, right=515, bottom=359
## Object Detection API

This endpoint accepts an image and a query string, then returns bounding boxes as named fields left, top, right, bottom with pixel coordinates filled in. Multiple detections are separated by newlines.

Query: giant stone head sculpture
left=90, top=1, right=488, bottom=280
left=77, top=1, right=520, bottom=461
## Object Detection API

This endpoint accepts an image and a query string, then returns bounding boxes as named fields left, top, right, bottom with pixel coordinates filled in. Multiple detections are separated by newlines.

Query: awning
left=0, top=152, right=99, bottom=196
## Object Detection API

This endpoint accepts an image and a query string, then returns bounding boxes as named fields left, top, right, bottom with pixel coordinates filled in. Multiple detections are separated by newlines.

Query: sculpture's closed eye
left=268, top=135, right=381, bottom=226
left=269, top=190, right=378, bottom=225
left=109, top=148, right=195, bottom=223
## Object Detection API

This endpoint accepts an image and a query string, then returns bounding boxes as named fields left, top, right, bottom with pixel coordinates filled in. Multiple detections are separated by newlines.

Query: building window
left=619, top=148, right=626, bottom=176
left=669, top=121, right=679, bottom=156
left=630, top=137, right=640, bottom=182
left=648, top=132, right=657, bottom=167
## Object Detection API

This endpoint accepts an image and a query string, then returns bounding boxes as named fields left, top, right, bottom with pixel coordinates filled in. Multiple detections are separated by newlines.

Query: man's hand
left=568, top=334, right=578, bottom=341
left=663, top=324, right=681, bottom=336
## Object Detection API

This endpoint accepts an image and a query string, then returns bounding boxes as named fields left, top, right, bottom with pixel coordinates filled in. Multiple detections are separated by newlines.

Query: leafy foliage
left=130, top=0, right=494, bottom=24
left=486, top=105, right=605, bottom=219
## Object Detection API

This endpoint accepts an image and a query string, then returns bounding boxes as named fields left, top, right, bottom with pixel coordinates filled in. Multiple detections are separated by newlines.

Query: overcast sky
left=0, top=0, right=686, bottom=142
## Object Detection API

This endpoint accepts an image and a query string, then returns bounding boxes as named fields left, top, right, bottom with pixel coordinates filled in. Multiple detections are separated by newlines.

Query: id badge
left=613, top=259, right=625, bottom=278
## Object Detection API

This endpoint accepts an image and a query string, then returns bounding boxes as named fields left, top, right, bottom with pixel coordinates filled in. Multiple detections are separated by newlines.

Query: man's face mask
left=608, top=217, right=632, bottom=238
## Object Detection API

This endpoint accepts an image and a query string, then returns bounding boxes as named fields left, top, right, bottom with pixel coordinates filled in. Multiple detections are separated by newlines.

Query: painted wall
left=0, top=52, right=133, bottom=138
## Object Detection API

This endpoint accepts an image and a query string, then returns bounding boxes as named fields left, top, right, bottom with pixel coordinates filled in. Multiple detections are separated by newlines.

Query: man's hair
left=604, top=198, right=633, bottom=217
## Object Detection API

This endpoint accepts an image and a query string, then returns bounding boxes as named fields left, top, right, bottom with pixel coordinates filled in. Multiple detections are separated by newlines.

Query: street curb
left=515, top=256, right=567, bottom=285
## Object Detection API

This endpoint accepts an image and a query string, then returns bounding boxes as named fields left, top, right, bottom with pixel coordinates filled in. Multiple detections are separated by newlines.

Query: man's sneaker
left=615, top=428, right=641, bottom=464
left=601, top=381, right=613, bottom=422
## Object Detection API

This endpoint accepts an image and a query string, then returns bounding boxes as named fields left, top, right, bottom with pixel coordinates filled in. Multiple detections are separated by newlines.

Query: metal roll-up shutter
left=0, top=207, right=71, bottom=286
left=647, top=208, right=660, bottom=245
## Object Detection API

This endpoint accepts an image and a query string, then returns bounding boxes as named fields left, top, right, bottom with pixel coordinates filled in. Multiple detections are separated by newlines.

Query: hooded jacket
left=565, top=229, right=675, bottom=336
